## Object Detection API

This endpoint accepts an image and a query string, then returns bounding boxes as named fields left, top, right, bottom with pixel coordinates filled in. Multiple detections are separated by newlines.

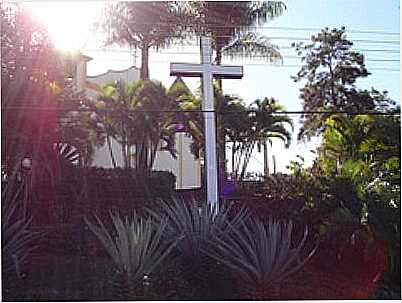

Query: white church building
left=67, top=52, right=201, bottom=190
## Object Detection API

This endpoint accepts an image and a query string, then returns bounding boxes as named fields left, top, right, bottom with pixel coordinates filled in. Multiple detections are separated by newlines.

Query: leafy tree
left=318, top=112, right=400, bottom=297
left=318, top=112, right=400, bottom=193
left=100, top=1, right=190, bottom=80
left=91, top=80, right=179, bottom=173
left=1, top=3, right=120, bottom=182
left=291, top=27, right=387, bottom=140
left=1, top=3, right=66, bottom=182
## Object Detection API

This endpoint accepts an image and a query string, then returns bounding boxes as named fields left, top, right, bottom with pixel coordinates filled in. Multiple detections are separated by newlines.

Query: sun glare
left=24, top=2, right=104, bottom=51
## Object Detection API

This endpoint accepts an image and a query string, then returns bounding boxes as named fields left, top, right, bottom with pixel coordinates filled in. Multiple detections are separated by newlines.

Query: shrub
left=50, top=167, right=176, bottom=224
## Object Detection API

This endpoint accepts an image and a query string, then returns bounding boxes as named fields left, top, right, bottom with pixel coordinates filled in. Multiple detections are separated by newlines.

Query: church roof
left=169, top=76, right=193, bottom=96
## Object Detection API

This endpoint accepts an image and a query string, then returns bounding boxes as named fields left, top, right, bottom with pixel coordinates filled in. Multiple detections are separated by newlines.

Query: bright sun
left=24, top=2, right=104, bottom=51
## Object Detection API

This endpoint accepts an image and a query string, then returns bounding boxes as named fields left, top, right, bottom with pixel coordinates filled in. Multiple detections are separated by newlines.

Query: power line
left=93, top=22, right=401, bottom=36
left=10, top=53, right=400, bottom=66
left=6, top=55, right=398, bottom=71
left=92, top=33, right=402, bottom=44
left=2, top=106, right=400, bottom=116
left=84, top=57, right=400, bottom=72
left=85, top=47, right=401, bottom=54
left=240, top=64, right=400, bottom=72
left=86, top=50, right=400, bottom=63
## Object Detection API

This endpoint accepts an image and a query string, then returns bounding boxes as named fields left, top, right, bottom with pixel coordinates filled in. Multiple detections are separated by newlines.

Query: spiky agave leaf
left=85, top=211, right=179, bottom=283
left=207, top=216, right=316, bottom=286
left=2, top=182, right=37, bottom=276
left=147, top=198, right=248, bottom=263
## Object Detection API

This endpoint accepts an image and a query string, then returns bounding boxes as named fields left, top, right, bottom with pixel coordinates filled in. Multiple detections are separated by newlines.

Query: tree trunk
left=121, top=139, right=127, bottom=168
left=106, top=135, right=117, bottom=168
left=140, top=44, right=150, bottom=80
left=231, top=141, right=236, bottom=178
left=263, top=140, right=269, bottom=177
left=215, top=48, right=223, bottom=89
left=218, top=122, right=227, bottom=178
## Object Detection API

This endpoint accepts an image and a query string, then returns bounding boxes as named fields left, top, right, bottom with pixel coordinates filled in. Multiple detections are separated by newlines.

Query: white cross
left=170, top=37, right=243, bottom=209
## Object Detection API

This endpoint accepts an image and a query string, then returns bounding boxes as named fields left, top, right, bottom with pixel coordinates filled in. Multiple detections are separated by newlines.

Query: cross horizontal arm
left=170, top=63, right=203, bottom=77
left=170, top=63, right=244, bottom=79
left=210, top=65, right=243, bottom=79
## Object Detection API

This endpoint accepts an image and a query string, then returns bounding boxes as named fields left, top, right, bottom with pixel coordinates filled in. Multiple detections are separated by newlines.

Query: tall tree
left=1, top=3, right=63, bottom=180
left=100, top=1, right=190, bottom=80
left=292, top=27, right=378, bottom=140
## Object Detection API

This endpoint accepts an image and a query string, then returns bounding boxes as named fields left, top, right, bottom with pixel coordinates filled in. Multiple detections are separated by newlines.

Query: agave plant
left=2, top=179, right=37, bottom=275
left=207, top=216, right=316, bottom=299
left=147, top=199, right=248, bottom=298
left=84, top=212, right=179, bottom=298
left=148, top=199, right=247, bottom=263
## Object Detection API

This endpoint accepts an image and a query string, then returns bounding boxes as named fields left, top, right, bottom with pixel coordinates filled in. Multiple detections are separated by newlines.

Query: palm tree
left=174, top=82, right=243, bottom=162
left=91, top=85, right=121, bottom=168
left=228, top=97, right=292, bottom=181
left=93, top=81, right=136, bottom=168
left=100, top=2, right=191, bottom=80
left=190, top=1, right=285, bottom=80
left=251, top=97, right=293, bottom=178
left=132, top=80, right=178, bottom=173
left=93, top=80, right=178, bottom=172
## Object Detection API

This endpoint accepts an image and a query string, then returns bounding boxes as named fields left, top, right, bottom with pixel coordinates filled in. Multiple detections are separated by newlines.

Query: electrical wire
left=2, top=106, right=400, bottom=116
left=85, top=52, right=400, bottom=63
left=89, top=21, right=401, bottom=36
left=85, top=47, right=401, bottom=54
left=84, top=58, right=400, bottom=72
left=84, top=34, right=401, bottom=44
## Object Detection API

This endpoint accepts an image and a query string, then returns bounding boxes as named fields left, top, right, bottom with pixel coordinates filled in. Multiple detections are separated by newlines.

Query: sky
left=25, top=0, right=400, bottom=174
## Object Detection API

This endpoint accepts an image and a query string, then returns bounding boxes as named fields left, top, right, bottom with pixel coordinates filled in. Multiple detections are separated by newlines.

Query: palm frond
left=222, top=32, right=282, bottom=63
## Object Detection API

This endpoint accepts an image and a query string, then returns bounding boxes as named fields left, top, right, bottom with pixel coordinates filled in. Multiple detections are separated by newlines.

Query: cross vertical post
left=170, top=36, right=243, bottom=210
left=200, top=37, right=219, bottom=209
